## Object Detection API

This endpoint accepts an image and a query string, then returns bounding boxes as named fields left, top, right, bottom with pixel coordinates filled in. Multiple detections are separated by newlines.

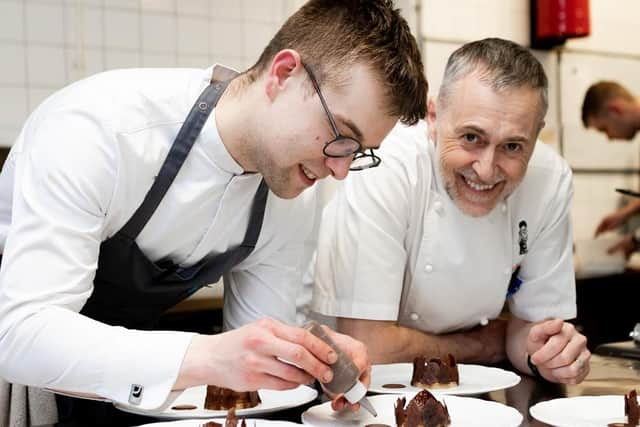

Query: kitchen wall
left=1, top=0, right=636, bottom=243
left=0, top=0, right=303, bottom=148
left=419, top=0, right=640, bottom=243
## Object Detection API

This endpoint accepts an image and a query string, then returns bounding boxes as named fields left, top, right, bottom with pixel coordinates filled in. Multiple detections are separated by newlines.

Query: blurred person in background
left=583, top=81, right=640, bottom=259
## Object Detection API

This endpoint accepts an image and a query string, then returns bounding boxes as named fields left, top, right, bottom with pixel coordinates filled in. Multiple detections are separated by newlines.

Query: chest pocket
left=398, top=194, right=515, bottom=334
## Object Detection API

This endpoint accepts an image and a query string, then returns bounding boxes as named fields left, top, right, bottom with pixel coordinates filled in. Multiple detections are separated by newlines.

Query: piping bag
left=305, top=321, right=377, bottom=416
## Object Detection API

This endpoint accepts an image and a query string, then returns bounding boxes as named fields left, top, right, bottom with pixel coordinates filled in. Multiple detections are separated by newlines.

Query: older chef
left=312, top=38, right=590, bottom=385
left=0, top=0, right=428, bottom=425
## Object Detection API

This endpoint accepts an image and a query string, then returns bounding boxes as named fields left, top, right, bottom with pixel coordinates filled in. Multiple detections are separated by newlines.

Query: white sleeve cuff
left=101, top=329, right=195, bottom=410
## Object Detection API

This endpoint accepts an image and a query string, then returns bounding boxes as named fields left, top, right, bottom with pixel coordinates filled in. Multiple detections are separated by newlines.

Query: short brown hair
left=438, top=38, right=548, bottom=122
left=581, top=81, right=634, bottom=127
left=246, top=0, right=427, bottom=125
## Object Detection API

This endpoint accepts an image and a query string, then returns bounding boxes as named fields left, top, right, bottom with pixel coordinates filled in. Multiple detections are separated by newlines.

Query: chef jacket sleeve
left=0, top=111, right=194, bottom=410
left=508, top=156, right=577, bottom=321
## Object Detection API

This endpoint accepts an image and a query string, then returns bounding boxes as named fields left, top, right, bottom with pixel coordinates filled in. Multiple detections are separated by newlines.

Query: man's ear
left=265, top=49, right=302, bottom=101
left=426, top=97, right=438, bottom=143
left=606, top=98, right=626, bottom=117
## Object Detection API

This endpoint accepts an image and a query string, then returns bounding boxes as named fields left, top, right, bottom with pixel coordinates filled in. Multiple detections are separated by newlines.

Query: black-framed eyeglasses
left=302, top=63, right=381, bottom=171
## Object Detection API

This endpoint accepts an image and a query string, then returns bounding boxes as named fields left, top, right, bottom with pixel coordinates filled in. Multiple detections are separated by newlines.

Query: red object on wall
left=532, top=0, right=590, bottom=48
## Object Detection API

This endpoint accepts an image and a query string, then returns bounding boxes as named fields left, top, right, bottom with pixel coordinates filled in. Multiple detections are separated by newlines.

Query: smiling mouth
left=300, top=165, right=318, bottom=183
left=461, top=175, right=499, bottom=192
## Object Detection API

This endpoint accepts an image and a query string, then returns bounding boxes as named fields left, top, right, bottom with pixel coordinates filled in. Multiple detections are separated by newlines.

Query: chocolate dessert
left=204, top=385, right=261, bottom=410
left=394, top=389, right=451, bottom=427
left=411, top=354, right=459, bottom=389
left=608, top=389, right=639, bottom=427
left=200, top=408, right=248, bottom=427
left=625, top=389, right=639, bottom=426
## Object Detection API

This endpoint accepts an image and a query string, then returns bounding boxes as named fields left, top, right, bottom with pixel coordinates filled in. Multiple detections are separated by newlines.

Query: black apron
left=53, top=76, right=269, bottom=426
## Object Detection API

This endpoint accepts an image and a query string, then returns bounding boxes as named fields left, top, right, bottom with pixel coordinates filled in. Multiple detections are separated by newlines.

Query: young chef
left=0, top=0, right=428, bottom=424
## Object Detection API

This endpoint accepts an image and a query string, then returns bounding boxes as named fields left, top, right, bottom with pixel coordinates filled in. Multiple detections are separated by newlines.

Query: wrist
left=526, top=353, right=545, bottom=381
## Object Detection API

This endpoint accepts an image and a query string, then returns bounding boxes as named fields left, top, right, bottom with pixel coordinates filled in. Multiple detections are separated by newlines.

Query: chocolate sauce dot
left=382, top=383, right=406, bottom=389
left=171, top=404, right=197, bottom=410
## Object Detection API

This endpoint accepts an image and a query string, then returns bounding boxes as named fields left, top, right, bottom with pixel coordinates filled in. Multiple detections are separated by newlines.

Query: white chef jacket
left=0, top=66, right=321, bottom=410
left=312, top=121, right=576, bottom=334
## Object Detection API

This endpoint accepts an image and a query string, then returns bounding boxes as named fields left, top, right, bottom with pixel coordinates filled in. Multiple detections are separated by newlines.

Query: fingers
left=537, top=330, right=587, bottom=369
left=252, top=319, right=334, bottom=384
left=528, top=318, right=564, bottom=349
left=546, top=349, right=591, bottom=384
left=327, top=329, right=371, bottom=386
left=331, top=395, right=360, bottom=412
left=527, top=320, right=591, bottom=385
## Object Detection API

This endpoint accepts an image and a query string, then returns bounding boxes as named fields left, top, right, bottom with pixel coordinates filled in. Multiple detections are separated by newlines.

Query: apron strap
left=118, top=79, right=231, bottom=240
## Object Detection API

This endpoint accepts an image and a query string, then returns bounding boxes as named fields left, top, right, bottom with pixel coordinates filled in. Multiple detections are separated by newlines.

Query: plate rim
left=114, top=384, right=318, bottom=420
left=369, top=362, right=521, bottom=395
left=301, top=393, right=523, bottom=426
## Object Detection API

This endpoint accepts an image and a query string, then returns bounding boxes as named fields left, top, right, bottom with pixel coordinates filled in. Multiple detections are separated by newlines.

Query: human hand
left=594, top=210, right=631, bottom=237
left=526, top=319, right=590, bottom=384
left=319, top=327, right=371, bottom=412
left=175, top=317, right=339, bottom=392
left=607, top=234, right=637, bottom=259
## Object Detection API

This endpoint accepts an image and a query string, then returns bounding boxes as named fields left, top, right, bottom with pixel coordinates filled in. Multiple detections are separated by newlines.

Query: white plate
left=369, top=363, right=521, bottom=395
left=116, top=385, right=317, bottom=419
left=530, top=395, right=639, bottom=427
left=301, top=393, right=522, bottom=427
left=136, top=419, right=300, bottom=426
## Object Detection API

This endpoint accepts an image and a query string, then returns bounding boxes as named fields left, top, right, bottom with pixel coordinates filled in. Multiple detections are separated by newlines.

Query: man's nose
left=325, top=156, right=352, bottom=180
left=472, top=148, right=497, bottom=182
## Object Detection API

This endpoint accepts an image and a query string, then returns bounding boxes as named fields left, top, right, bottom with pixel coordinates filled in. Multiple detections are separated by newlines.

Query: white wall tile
left=560, top=51, right=640, bottom=169
left=0, top=1, right=24, bottom=42
left=105, top=9, right=139, bottom=49
left=212, top=0, right=242, bottom=20
left=565, top=0, right=640, bottom=56
left=0, top=87, right=28, bottom=128
left=105, top=0, right=139, bottom=10
left=104, top=49, right=140, bottom=69
left=177, top=54, right=209, bottom=68
left=141, top=13, right=176, bottom=53
left=210, top=19, right=242, bottom=58
left=213, top=55, right=247, bottom=72
left=65, top=5, right=104, bottom=48
left=140, top=0, right=174, bottom=13
left=27, top=45, right=66, bottom=86
left=242, top=21, right=273, bottom=64
left=28, top=87, right=56, bottom=113
left=66, top=47, right=104, bottom=82
left=177, top=16, right=208, bottom=55
left=64, top=0, right=103, bottom=7
left=26, top=2, right=64, bottom=44
left=242, top=0, right=281, bottom=23
left=0, top=43, right=27, bottom=85
left=141, top=51, right=175, bottom=67
left=176, top=0, right=209, bottom=17
left=0, top=127, right=21, bottom=148
left=422, top=0, right=528, bottom=44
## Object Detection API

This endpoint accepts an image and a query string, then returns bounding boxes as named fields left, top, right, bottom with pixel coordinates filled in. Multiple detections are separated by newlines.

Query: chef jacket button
left=500, top=202, right=507, bottom=213
left=504, top=267, right=511, bottom=275
left=479, top=317, right=489, bottom=326
left=424, top=264, right=433, bottom=273
left=434, top=201, right=444, bottom=215
left=410, top=312, right=420, bottom=321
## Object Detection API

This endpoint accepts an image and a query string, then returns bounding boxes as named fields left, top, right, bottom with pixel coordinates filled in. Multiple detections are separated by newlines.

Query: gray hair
left=437, top=38, right=548, bottom=121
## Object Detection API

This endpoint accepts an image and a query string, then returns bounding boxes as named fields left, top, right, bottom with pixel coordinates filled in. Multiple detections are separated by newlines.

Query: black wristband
left=527, top=353, right=543, bottom=379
